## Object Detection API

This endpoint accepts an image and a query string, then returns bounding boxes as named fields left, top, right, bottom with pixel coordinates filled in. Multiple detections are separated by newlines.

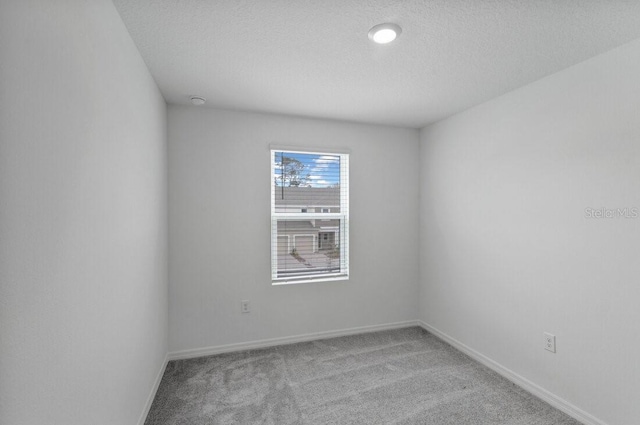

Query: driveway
left=278, top=251, right=339, bottom=271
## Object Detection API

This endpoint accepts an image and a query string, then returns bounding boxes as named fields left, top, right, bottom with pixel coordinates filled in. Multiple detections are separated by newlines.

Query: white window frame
left=270, top=147, right=349, bottom=285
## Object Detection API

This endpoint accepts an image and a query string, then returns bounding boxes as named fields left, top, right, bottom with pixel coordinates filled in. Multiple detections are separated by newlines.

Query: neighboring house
left=274, top=186, right=340, bottom=257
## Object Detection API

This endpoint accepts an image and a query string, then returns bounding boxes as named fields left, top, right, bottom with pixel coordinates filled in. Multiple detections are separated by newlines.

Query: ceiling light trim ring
left=368, top=23, right=402, bottom=44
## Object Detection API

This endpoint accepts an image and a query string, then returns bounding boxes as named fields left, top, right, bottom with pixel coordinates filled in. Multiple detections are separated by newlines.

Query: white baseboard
left=168, top=320, right=419, bottom=361
left=418, top=321, right=607, bottom=425
left=137, top=352, right=169, bottom=425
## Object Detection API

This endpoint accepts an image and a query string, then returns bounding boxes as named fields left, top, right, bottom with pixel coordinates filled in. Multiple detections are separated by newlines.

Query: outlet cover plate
left=241, top=300, right=250, bottom=313
left=544, top=332, right=556, bottom=353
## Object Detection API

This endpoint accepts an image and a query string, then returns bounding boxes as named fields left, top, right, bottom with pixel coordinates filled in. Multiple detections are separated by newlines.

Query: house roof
left=277, top=219, right=340, bottom=232
left=274, top=187, right=340, bottom=208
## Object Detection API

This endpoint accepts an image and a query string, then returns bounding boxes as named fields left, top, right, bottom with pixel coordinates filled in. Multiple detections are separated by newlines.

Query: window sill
left=272, top=274, right=349, bottom=286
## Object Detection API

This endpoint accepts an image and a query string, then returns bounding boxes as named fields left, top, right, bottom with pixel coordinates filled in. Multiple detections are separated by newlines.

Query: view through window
left=271, top=149, right=349, bottom=284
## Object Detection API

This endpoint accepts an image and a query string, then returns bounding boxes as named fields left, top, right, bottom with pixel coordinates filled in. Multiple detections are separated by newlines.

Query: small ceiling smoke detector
left=368, top=23, right=402, bottom=44
left=190, top=96, right=206, bottom=106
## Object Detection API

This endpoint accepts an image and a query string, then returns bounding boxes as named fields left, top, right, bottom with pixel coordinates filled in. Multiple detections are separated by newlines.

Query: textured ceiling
left=113, top=0, right=640, bottom=128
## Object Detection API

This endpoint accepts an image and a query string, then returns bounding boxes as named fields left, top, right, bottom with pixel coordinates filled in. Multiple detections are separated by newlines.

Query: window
left=271, top=148, right=349, bottom=284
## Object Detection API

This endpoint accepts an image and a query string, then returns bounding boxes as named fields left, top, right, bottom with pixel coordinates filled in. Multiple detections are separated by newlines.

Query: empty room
left=1, top=1, right=639, bottom=424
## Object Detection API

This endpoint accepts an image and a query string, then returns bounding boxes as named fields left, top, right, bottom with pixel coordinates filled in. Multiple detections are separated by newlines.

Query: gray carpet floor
left=145, top=327, right=583, bottom=425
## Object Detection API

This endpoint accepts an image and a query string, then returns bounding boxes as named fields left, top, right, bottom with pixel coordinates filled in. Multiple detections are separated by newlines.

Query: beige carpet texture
left=145, top=327, right=582, bottom=424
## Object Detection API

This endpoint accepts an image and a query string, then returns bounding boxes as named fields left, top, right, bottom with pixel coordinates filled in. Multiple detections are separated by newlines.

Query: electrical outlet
left=241, top=300, right=250, bottom=314
left=544, top=332, right=556, bottom=353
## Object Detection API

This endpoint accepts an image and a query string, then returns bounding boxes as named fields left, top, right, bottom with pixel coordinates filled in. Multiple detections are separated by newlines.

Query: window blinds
left=271, top=149, right=349, bottom=284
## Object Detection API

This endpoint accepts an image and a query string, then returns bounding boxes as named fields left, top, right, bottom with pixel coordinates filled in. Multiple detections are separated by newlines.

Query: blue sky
left=273, top=152, right=340, bottom=188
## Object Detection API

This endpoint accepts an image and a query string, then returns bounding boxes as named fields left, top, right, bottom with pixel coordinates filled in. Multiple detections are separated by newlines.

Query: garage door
left=294, top=235, right=314, bottom=255
left=277, top=236, right=290, bottom=258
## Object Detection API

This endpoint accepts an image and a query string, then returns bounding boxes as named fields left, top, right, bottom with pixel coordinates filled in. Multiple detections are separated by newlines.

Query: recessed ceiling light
left=368, top=23, right=402, bottom=44
left=190, top=96, right=206, bottom=106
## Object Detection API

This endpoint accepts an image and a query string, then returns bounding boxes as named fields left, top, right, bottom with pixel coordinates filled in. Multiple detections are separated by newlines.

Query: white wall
left=0, top=2, right=168, bottom=424
left=419, top=39, right=640, bottom=425
left=168, top=106, right=419, bottom=353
